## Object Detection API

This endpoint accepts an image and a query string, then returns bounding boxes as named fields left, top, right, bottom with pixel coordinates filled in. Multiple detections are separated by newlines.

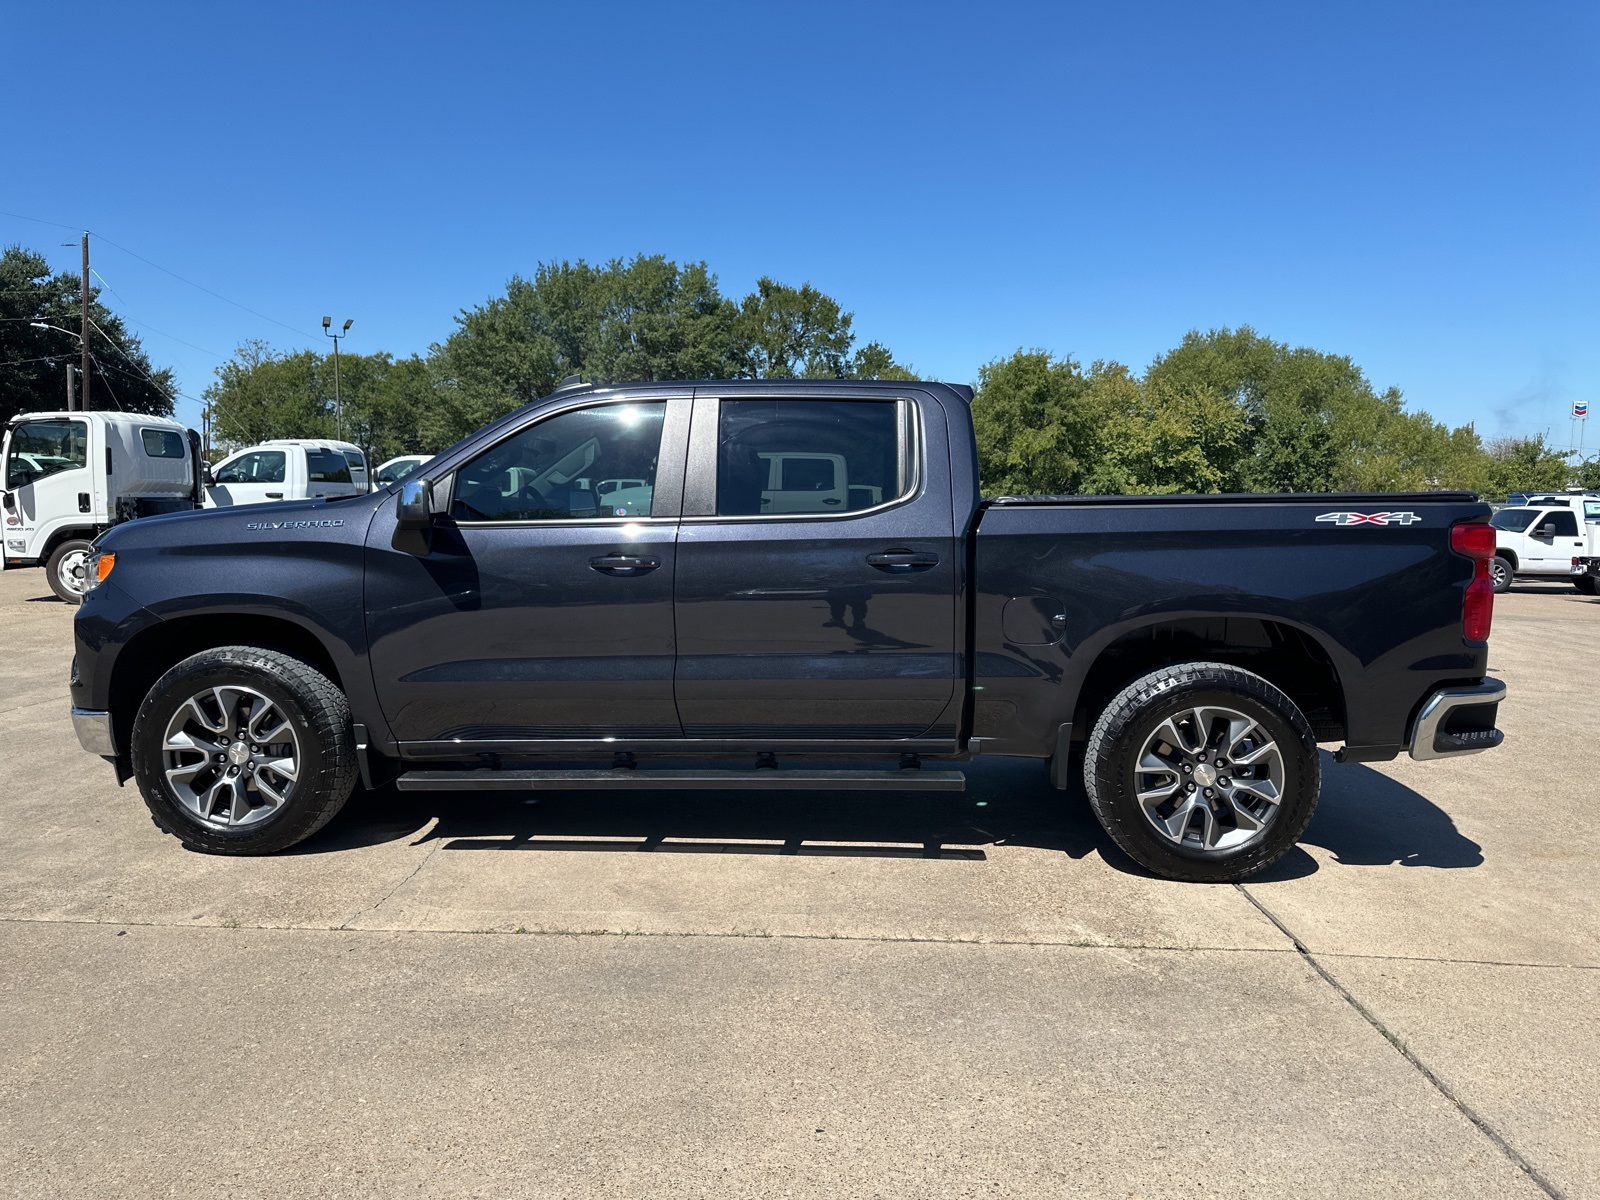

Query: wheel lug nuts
left=1219, top=777, right=1231, bottom=787
left=1182, top=764, right=1192, bottom=773
left=1186, top=782, right=1196, bottom=792
left=1202, top=787, right=1213, bottom=798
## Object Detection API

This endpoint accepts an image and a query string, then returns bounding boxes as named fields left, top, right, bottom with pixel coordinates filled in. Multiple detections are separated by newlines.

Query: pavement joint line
left=0, top=914, right=1304, bottom=953
left=1235, top=883, right=1568, bottom=1200
left=336, top=830, right=444, bottom=930
left=0, top=696, right=68, bottom=717
left=1318, top=950, right=1600, bottom=972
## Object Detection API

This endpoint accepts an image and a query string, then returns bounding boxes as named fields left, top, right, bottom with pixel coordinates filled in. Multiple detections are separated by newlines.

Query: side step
left=394, top=768, right=966, bottom=793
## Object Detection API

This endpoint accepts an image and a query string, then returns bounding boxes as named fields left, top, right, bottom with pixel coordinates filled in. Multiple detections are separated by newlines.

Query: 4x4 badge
left=1316, top=511, right=1422, bottom=526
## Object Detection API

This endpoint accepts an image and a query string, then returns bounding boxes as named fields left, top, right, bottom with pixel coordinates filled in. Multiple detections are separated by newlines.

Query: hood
left=100, top=491, right=386, bottom=551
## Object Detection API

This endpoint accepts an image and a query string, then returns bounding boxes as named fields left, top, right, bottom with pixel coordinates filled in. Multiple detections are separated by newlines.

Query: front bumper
left=1406, top=679, right=1506, bottom=761
left=71, top=708, right=116, bottom=757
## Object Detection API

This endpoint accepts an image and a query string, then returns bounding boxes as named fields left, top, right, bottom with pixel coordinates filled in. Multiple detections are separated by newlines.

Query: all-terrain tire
left=130, top=646, right=357, bottom=854
left=46, top=538, right=95, bottom=604
left=1083, top=661, right=1320, bottom=882
left=1574, top=575, right=1597, bottom=595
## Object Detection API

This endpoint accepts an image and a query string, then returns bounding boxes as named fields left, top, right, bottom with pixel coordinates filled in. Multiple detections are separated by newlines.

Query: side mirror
left=396, top=478, right=434, bottom=530
left=201, top=461, right=215, bottom=486
left=1539, top=524, right=1556, bottom=537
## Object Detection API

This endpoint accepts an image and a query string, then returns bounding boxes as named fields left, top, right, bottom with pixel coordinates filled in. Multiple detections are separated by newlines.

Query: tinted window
left=1490, top=508, right=1537, bottom=532
left=1545, top=511, right=1580, bottom=537
left=215, top=450, right=287, bottom=484
left=307, top=449, right=352, bottom=484
left=452, top=402, right=666, bottom=522
left=6, top=420, right=88, bottom=487
left=716, top=399, right=904, bottom=516
left=1585, top=501, right=1600, bottom=522
left=141, top=428, right=185, bottom=458
left=343, top=450, right=366, bottom=469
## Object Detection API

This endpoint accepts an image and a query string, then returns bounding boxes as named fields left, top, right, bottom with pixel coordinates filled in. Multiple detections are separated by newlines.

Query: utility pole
left=79, top=232, right=91, bottom=411
left=65, top=365, right=76, bottom=410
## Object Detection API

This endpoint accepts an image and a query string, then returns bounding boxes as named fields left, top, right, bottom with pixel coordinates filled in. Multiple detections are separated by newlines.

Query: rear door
left=671, top=389, right=961, bottom=741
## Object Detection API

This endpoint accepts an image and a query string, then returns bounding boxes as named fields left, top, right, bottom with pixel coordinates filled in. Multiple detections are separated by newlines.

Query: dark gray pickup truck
left=69, top=379, right=1505, bottom=880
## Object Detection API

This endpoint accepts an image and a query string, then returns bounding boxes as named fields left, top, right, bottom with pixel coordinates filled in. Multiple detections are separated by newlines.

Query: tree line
left=4, top=244, right=1593, bottom=496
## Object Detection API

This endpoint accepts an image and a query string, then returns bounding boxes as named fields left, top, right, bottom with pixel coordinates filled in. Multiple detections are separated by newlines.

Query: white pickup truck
left=1489, top=493, right=1600, bottom=593
left=2, top=410, right=201, bottom=601
left=203, top=441, right=366, bottom=508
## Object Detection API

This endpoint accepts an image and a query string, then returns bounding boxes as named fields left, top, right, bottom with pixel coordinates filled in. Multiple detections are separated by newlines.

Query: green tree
left=970, top=350, right=1097, bottom=494
left=849, top=340, right=919, bottom=380
left=733, top=277, right=855, bottom=378
left=0, top=244, right=176, bottom=422
left=1484, top=436, right=1571, bottom=498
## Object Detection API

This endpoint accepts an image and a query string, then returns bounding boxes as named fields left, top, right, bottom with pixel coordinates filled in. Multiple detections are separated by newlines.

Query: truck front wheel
left=130, top=647, right=358, bottom=854
left=46, top=538, right=96, bottom=604
left=1083, top=662, right=1320, bottom=882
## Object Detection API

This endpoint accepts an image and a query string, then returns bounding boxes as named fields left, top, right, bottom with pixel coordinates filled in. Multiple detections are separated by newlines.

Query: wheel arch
left=108, top=614, right=346, bottom=759
left=1495, top=547, right=1519, bottom=569
left=1051, top=614, right=1348, bottom=786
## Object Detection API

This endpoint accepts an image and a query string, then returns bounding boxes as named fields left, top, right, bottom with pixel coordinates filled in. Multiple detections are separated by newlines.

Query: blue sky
left=6, top=1, right=1597, bottom=447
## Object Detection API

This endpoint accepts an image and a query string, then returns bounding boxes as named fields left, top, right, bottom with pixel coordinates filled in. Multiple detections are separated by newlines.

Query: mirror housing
left=1539, top=524, right=1556, bottom=537
left=392, top=478, right=436, bottom=556
left=200, top=460, right=215, bottom=486
left=396, top=478, right=434, bottom=530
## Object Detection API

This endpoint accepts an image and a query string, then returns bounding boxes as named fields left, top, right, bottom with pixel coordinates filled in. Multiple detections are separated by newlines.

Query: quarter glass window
left=452, top=403, right=667, bottom=522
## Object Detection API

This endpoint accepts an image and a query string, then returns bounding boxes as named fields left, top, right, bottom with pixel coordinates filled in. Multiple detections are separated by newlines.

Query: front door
left=2, top=417, right=92, bottom=554
left=672, top=392, right=961, bottom=741
left=206, top=448, right=290, bottom=507
left=365, top=396, right=689, bottom=750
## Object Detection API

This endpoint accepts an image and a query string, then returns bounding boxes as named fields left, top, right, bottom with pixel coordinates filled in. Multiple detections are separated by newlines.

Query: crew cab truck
left=69, top=380, right=1507, bottom=881
left=202, top=441, right=365, bottom=508
left=2, top=410, right=202, bottom=602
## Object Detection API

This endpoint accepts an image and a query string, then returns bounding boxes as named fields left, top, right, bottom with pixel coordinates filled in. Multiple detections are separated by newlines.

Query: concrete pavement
left=0, top=565, right=1594, bottom=1197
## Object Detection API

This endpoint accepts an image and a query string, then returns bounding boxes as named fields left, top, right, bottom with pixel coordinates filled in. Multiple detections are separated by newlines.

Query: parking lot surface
left=1, top=567, right=1595, bottom=1198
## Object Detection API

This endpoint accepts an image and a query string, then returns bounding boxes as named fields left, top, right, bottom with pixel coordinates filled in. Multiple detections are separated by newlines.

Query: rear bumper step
left=1406, top=679, right=1506, bottom=761
left=395, top=768, right=967, bottom=793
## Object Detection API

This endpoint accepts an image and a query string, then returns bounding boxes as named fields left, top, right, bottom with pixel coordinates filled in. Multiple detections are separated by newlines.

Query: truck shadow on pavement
left=299, top=750, right=1484, bottom=879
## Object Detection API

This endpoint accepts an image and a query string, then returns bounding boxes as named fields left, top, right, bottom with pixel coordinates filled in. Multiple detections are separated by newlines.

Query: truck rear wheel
left=130, top=647, right=358, bottom=854
left=1574, top=575, right=1597, bottom=595
left=46, top=538, right=96, bottom=604
left=1083, top=662, right=1320, bottom=882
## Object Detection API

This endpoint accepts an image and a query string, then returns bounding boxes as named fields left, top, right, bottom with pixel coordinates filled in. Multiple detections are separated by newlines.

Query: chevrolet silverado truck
left=68, top=379, right=1506, bottom=881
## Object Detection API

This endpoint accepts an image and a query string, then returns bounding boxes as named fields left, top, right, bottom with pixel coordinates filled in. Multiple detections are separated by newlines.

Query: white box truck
left=2, top=410, right=202, bottom=602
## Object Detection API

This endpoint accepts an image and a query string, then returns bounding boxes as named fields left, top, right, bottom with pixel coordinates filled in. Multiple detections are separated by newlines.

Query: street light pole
left=32, top=324, right=84, bottom=412
left=322, top=316, right=353, bottom=439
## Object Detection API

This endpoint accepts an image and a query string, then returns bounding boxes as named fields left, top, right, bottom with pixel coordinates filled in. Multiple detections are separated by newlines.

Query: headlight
left=83, top=551, right=115, bottom=594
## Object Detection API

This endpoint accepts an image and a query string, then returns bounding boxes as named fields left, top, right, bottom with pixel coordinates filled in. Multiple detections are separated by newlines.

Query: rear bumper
left=1406, top=679, right=1506, bottom=761
left=71, top=707, right=116, bottom=757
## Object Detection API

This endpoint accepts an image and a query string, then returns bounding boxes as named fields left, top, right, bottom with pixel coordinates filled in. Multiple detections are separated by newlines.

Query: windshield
left=1490, top=508, right=1538, bottom=532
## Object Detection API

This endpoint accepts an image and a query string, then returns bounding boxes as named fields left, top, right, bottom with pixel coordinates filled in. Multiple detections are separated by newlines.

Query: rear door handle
left=866, top=549, right=940, bottom=572
left=589, top=553, right=662, bottom=576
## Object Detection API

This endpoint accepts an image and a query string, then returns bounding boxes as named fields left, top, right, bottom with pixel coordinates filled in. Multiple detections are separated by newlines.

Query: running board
left=394, top=768, right=967, bottom=793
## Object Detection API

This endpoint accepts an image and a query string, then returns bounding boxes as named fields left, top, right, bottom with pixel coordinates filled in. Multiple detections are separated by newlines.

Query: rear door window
left=715, top=399, right=906, bottom=517
left=307, top=450, right=353, bottom=484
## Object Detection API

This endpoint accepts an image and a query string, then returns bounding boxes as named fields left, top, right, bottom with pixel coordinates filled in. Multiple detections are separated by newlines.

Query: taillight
left=1451, top=520, right=1494, bottom=643
left=1450, top=522, right=1496, bottom=559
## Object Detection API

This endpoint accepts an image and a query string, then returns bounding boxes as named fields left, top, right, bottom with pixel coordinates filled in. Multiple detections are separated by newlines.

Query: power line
left=3, top=207, right=317, bottom=343
left=85, top=349, right=125, bottom=411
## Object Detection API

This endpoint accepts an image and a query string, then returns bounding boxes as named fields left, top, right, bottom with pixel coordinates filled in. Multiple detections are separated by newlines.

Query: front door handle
left=589, top=553, right=662, bottom=576
left=866, top=549, right=940, bottom=572
left=266, top=492, right=284, bottom=499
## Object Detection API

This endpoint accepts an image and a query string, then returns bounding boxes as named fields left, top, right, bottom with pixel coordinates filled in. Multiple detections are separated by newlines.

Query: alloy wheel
left=161, top=685, right=301, bottom=830
left=1134, top=705, right=1285, bottom=851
